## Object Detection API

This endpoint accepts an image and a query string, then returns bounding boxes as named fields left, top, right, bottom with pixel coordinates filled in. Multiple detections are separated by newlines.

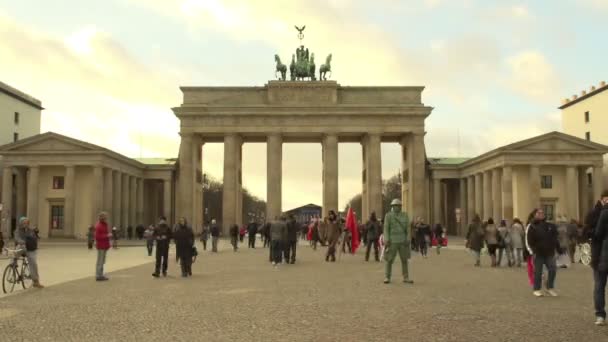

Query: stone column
left=129, top=176, right=136, bottom=227
left=433, top=178, right=441, bottom=225
left=579, top=166, right=590, bottom=221
left=322, top=134, right=339, bottom=217
left=361, top=140, right=368, bottom=220
left=223, top=134, right=242, bottom=233
left=113, top=171, right=122, bottom=229
left=501, top=166, right=513, bottom=222
left=163, top=179, right=172, bottom=223
left=491, top=168, right=502, bottom=221
left=565, top=166, right=578, bottom=220
left=266, top=134, right=282, bottom=221
left=177, top=133, right=194, bottom=225
left=483, top=171, right=492, bottom=220
left=409, top=133, right=426, bottom=222
left=121, top=173, right=129, bottom=230
left=1, top=167, right=13, bottom=238
left=467, top=176, right=475, bottom=222
left=64, top=165, right=75, bottom=237
left=474, top=173, right=482, bottom=218
left=137, top=178, right=144, bottom=226
left=459, top=177, right=467, bottom=234
left=592, top=164, right=604, bottom=202
left=366, top=134, right=383, bottom=218
left=92, top=166, right=103, bottom=223
left=26, top=166, right=40, bottom=227
left=529, top=165, right=541, bottom=209
left=103, top=168, right=113, bottom=223
left=15, top=168, right=27, bottom=220
left=400, top=137, right=409, bottom=213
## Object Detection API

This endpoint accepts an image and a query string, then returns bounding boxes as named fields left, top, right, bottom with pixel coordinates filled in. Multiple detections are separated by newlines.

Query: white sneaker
left=546, top=289, right=558, bottom=297
left=595, top=317, right=606, bottom=326
left=271, top=262, right=276, bottom=266
left=533, top=290, right=544, bottom=297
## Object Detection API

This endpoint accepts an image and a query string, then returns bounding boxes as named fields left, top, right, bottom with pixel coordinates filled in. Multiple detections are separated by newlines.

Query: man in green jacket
left=384, top=199, right=414, bottom=284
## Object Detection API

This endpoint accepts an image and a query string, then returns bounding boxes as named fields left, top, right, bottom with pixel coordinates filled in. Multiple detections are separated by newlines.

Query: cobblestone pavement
left=1, top=239, right=607, bottom=341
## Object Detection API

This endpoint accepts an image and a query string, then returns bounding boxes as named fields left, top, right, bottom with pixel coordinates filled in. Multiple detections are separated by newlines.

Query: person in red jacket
left=95, top=212, right=112, bottom=281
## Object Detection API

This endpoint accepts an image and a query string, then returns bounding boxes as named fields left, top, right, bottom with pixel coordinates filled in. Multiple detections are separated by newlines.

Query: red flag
left=345, top=207, right=360, bottom=253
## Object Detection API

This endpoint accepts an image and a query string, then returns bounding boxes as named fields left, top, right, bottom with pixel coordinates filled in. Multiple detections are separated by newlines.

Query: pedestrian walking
left=210, top=219, right=220, bottom=253
left=416, top=220, right=431, bottom=258
left=144, top=225, right=155, bottom=256
left=174, top=217, right=194, bottom=277
left=323, top=211, right=341, bottom=262
left=14, top=217, right=44, bottom=288
left=556, top=215, right=571, bottom=268
left=270, top=215, right=287, bottom=267
left=566, top=219, right=579, bottom=264
left=136, top=224, right=145, bottom=240
left=510, top=218, right=525, bottom=267
left=239, top=225, right=246, bottom=243
left=526, top=208, right=559, bottom=297
left=465, top=214, right=484, bottom=267
left=230, top=224, right=239, bottom=252
left=247, top=219, right=258, bottom=248
left=152, top=216, right=172, bottom=278
left=591, top=190, right=608, bottom=326
left=200, top=222, right=210, bottom=251
left=94, top=212, right=111, bottom=281
left=365, top=212, right=381, bottom=262
left=87, top=225, right=95, bottom=250
left=284, top=214, right=298, bottom=264
left=434, top=223, right=445, bottom=255
left=383, top=199, right=413, bottom=284
left=484, top=218, right=499, bottom=267
left=497, top=220, right=513, bottom=266
left=127, top=225, right=133, bottom=240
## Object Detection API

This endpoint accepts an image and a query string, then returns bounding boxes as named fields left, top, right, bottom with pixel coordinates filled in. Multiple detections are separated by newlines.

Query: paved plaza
left=0, top=239, right=607, bottom=341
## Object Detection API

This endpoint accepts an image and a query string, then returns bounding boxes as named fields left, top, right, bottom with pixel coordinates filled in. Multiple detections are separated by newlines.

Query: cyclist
left=14, top=216, right=44, bottom=289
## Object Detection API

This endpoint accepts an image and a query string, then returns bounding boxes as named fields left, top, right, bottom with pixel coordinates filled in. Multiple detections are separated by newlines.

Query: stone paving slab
left=1, top=242, right=607, bottom=341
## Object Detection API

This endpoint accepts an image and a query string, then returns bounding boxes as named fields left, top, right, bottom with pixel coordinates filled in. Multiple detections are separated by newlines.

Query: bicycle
left=2, top=247, right=32, bottom=294
left=574, top=240, right=592, bottom=266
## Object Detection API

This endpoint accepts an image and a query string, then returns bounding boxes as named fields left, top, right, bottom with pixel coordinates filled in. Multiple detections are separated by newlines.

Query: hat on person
left=18, top=216, right=29, bottom=225
left=390, top=199, right=402, bottom=206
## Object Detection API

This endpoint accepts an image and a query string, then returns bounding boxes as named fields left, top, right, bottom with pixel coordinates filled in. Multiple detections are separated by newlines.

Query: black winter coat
left=286, top=219, right=298, bottom=242
left=526, top=220, right=559, bottom=258
left=173, top=225, right=194, bottom=261
left=592, top=205, right=608, bottom=271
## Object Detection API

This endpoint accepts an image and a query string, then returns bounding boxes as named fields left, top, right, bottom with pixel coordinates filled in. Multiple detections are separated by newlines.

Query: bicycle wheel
left=580, top=243, right=592, bottom=266
left=20, top=260, right=32, bottom=289
left=2, top=264, right=17, bottom=294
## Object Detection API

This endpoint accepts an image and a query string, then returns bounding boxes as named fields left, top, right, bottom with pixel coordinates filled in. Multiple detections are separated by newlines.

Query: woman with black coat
left=174, top=217, right=195, bottom=277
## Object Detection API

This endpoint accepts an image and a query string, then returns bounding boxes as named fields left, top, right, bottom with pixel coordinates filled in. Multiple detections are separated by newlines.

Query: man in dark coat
left=591, top=190, right=608, bottom=326
left=323, top=211, right=341, bottom=262
left=269, top=216, right=287, bottom=267
left=247, top=219, right=258, bottom=248
left=210, top=219, right=220, bottom=252
left=173, top=218, right=194, bottom=277
left=284, top=214, right=298, bottom=264
left=527, top=208, right=559, bottom=297
left=152, top=216, right=172, bottom=277
left=365, top=212, right=381, bottom=262
left=230, top=224, right=239, bottom=252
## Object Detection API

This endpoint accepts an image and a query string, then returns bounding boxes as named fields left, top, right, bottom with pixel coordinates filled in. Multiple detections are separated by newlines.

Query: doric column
left=129, top=176, right=136, bottom=227
left=467, top=175, right=475, bottom=223
left=474, top=173, right=482, bottom=218
left=408, top=133, right=426, bottom=222
left=64, top=165, right=75, bottom=237
left=92, top=166, right=103, bottom=223
left=459, top=177, right=467, bottom=234
left=113, top=171, right=122, bottom=229
left=592, top=164, right=604, bottom=202
left=491, top=168, right=502, bottom=222
left=501, top=166, right=513, bottom=222
left=361, top=140, right=368, bottom=220
left=483, top=171, right=492, bottom=220
left=322, top=134, right=339, bottom=218
left=15, top=168, right=27, bottom=220
left=121, top=173, right=129, bottom=229
left=26, top=166, right=40, bottom=227
left=137, top=178, right=144, bottom=226
left=432, top=178, right=441, bottom=225
left=579, top=166, right=590, bottom=221
left=529, top=165, right=541, bottom=209
left=400, top=137, right=409, bottom=213
left=1, top=167, right=13, bottom=238
left=266, top=134, right=282, bottom=221
left=565, top=166, right=578, bottom=220
left=366, top=133, right=383, bottom=218
left=163, top=179, right=172, bottom=223
left=177, top=133, right=195, bottom=225
left=103, top=168, right=113, bottom=223
left=223, top=134, right=242, bottom=233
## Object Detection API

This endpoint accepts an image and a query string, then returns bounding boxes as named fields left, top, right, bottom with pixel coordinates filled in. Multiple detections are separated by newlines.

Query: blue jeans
left=96, top=249, right=107, bottom=278
left=533, top=255, right=556, bottom=290
left=594, top=270, right=608, bottom=319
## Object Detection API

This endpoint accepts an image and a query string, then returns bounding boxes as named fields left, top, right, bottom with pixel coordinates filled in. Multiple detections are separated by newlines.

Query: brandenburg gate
left=173, top=81, right=432, bottom=233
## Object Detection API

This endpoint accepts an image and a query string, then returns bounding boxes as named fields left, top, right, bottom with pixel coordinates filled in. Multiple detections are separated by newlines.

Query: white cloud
left=505, top=51, right=561, bottom=103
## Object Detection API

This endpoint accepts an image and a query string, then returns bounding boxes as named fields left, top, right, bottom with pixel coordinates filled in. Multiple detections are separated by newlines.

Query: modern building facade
left=0, top=81, right=42, bottom=146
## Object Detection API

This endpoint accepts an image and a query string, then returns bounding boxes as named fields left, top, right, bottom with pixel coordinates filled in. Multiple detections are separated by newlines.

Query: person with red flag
left=345, top=207, right=360, bottom=254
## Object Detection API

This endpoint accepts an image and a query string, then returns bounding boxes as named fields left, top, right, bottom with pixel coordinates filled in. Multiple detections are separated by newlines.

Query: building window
left=541, top=175, right=552, bottom=189
left=542, top=204, right=554, bottom=222
left=13, top=132, right=18, bottom=142
left=14, top=112, right=19, bottom=124
left=585, top=111, right=590, bottom=123
left=50, top=205, right=64, bottom=230
left=52, top=176, right=65, bottom=189
left=586, top=132, right=591, bottom=141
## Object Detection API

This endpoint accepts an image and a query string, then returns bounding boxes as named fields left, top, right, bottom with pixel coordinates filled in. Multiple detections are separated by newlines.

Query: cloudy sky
left=1, top=0, right=606, bottom=211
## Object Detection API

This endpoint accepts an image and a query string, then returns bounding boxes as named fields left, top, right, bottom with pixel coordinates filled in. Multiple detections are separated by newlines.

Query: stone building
left=284, top=204, right=322, bottom=224
left=0, top=81, right=42, bottom=145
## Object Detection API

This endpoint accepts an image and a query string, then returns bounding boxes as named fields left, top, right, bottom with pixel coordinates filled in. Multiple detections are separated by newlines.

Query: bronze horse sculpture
left=319, top=54, right=332, bottom=81
left=274, top=54, right=287, bottom=81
